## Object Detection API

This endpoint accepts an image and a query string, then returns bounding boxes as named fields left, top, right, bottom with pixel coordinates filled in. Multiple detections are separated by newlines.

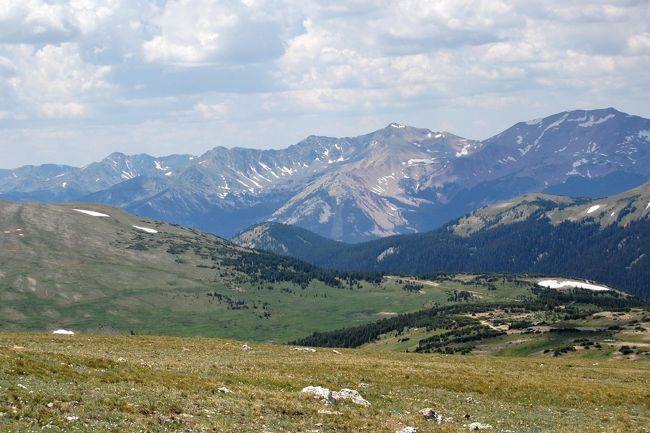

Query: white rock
left=419, top=407, right=447, bottom=423
left=292, top=347, right=316, bottom=352
left=332, top=388, right=370, bottom=406
left=302, top=386, right=336, bottom=404
left=117, top=357, right=127, bottom=363
left=52, top=329, right=74, bottom=335
left=468, top=422, right=492, bottom=430
left=241, top=344, right=252, bottom=351
left=65, top=416, right=79, bottom=421
left=218, top=387, right=232, bottom=393
left=396, top=428, right=417, bottom=433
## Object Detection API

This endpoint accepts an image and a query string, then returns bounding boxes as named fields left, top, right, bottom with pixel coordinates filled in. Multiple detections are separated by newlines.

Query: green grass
left=2, top=202, right=474, bottom=341
left=0, top=332, right=648, bottom=433
left=1, top=202, right=544, bottom=342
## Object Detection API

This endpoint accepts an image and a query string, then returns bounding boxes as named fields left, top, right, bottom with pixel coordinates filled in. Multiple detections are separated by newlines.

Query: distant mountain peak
left=2, top=107, right=649, bottom=243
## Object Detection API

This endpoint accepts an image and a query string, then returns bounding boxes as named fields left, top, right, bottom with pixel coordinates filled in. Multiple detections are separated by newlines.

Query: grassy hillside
left=1, top=332, right=649, bottom=433
left=3, top=202, right=548, bottom=342
left=294, top=274, right=649, bottom=358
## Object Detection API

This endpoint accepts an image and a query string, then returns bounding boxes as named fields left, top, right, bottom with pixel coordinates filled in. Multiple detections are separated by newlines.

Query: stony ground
left=1, top=332, right=648, bottom=433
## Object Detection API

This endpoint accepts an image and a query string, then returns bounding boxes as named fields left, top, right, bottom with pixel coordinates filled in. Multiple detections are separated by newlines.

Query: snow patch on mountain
left=154, top=161, right=170, bottom=171
left=586, top=205, right=601, bottom=214
left=538, top=279, right=610, bottom=291
left=73, top=209, right=110, bottom=217
left=579, top=114, right=615, bottom=128
left=568, top=114, right=588, bottom=122
left=567, top=158, right=588, bottom=176
left=529, top=113, right=569, bottom=152
left=406, top=158, right=435, bottom=166
left=133, top=225, right=158, bottom=234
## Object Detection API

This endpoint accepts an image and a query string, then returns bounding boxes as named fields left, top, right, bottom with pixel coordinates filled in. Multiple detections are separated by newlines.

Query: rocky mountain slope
left=233, top=181, right=650, bottom=298
left=2, top=108, right=649, bottom=241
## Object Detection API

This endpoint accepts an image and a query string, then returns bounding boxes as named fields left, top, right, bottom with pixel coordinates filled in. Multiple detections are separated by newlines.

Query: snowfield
left=73, top=209, right=110, bottom=217
left=538, top=279, right=610, bottom=291
left=586, top=205, right=601, bottom=214
left=132, top=225, right=158, bottom=234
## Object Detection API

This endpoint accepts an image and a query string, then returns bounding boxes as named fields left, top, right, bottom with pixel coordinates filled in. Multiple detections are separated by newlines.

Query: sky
left=0, top=0, right=649, bottom=169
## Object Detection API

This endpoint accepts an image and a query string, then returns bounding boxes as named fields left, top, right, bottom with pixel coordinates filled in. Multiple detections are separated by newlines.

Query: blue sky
left=1, top=0, right=649, bottom=168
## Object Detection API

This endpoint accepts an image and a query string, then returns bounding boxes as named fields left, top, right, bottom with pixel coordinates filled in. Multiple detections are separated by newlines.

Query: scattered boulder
left=396, top=427, right=417, bottom=433
left=65, top=416, right=79, bottom=421
left=117, top=357, right=127, bottom=363
left=292, top=347, right=316, bottom=352
left=52, top=329, right=74, bottom=336
left=332, top=349, right=342, bottom=355
left=302, top=386, right=336, bottom=404
left=332, top=388, right=370, bottom=406
left=468, top=422, right=492, bottom=430
left=241, top=344, right=252, bottom=351
left=418, top=408, right=447, bottom=423
left=301, top=386, right=370, bottom=406
left=218, top=387, right=232, bottom=393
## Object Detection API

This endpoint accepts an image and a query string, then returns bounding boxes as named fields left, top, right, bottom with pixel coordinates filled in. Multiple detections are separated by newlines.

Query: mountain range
left=233, top=181, right=650, bottom=298
left=2, top=107, right=649, bottom=242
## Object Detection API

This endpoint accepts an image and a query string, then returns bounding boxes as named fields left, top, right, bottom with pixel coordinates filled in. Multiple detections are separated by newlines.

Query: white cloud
left=40, top=101, right=86, bottom=118
left=0, top=0, right=648, bottom=167
left=142, top=0, right=297, bottom=65
left=194, top=102, right=228, bottom=119
left=628, top=32, right=650, bottom=54
left=0, top=0, right=119, bottom=43
left=272, top=0, right=650, bottom=114
left=2, top=43, right=111, bottom=118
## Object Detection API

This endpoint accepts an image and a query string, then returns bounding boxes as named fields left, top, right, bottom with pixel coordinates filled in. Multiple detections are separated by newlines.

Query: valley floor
left=1, top=332, right=648, bottom=432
